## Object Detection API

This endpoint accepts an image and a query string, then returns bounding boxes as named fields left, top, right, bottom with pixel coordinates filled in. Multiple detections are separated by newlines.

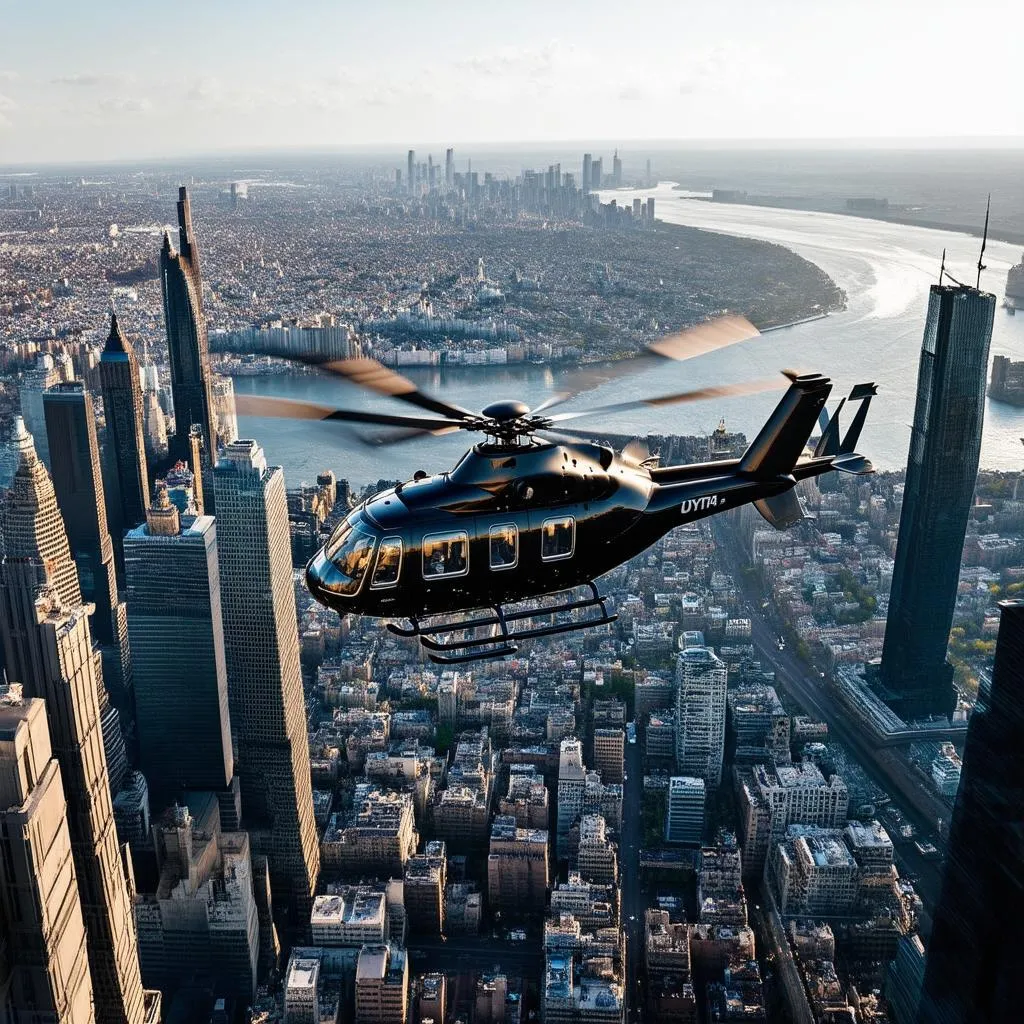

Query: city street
left=621, top=736, right=645, bottom=1020
left=714, top=519, right=946, bottom=915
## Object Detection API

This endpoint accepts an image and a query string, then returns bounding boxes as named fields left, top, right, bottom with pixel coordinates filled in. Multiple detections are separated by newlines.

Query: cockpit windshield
left=324, top=522, right=376, bottom=594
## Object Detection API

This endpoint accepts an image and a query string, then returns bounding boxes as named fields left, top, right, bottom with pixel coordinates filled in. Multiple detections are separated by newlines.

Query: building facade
left=487, top=816, right=549, bottom=915
left=0, top=421, right=148, bottom=1024
left=161, top=185, right=218, bottom=466
left=213, top=439, right=320, bottom=926
left=675, top=647, right=727, bottom=787
left=666, top=776, right=705, bottom=845
left=0, top=685, right=95, bottom=1023
left=918, top=598, right=1024, bottom=1023
left=880, top=283, right=996, bottom=719
left=124, top=492, right=234, bottom=807
left=99, top=311, right=150, bottom=538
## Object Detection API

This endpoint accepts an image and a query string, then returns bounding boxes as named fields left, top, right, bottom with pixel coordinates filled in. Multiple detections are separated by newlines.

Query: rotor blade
left=316, top=357, right=478, bottom=420
left=539, top=314, right=761, bottom=413
left=529, top=392, right=573, bottom=416
left=235, top=394, right=466, bottom=431
left=647, top=314, right=760, bottom=361
left=545, top=376, right=784, bottom=424
left=535, top=427, right=593, bottom=446
left=356, top=424, right=465, bottom=448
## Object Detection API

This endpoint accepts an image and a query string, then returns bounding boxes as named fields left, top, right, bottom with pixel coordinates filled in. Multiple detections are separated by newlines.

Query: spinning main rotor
left=234, top=314, right=781, bottom=447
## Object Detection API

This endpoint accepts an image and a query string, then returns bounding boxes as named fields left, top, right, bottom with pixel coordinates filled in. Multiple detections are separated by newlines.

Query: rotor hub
left=481, top=399, right=532, bottom=421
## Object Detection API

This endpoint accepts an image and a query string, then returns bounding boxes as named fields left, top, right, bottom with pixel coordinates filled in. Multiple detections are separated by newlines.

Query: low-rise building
left=355, top=944, right=409, bottom=1024
left=322, top=790, right=418, bottom=877
left=309, top=891, right=387, bottom=948
left=404, top=841, right=447, bottom=936
left=767, top=826, right=858, bottom=917
left=487, top=815, right=549, bottom=915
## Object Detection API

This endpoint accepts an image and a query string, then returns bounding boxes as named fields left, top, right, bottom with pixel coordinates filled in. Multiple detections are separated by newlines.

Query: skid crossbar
left=385, top=582, right=617, bottom=664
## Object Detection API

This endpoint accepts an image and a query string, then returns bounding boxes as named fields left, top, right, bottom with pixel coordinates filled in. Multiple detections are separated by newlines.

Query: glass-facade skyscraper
left=879, top=283, right=995, bottom=720
left=124, top=489, right=234, bottom=808
left=161, top=185, right=218, bottom=469
left=213, top=439, right=320, bottom=929
left=917, top=598, right=1024, bottom=1023
left=100, top=311, right=150, bottom=540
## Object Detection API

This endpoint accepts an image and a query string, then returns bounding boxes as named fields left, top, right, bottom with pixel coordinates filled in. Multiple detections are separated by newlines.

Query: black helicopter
left=236, top=316, right=875, bottom=663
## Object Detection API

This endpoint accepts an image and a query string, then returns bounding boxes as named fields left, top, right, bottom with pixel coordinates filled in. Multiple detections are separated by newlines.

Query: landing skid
left=386, top=581, right=618, bottom=664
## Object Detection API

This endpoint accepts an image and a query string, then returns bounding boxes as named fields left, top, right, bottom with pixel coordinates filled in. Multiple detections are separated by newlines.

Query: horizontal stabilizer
left=832, top=453, right=874, bottom=476
left=753, top=489, right=806, bottom=530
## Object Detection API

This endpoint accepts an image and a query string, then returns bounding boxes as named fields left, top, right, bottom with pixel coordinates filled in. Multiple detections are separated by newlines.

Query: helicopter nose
left=305, top=551, right=335, bottom=607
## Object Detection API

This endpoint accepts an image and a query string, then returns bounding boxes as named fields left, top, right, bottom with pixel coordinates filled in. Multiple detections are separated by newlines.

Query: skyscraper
left=161, top=185, right=218, bottom=468
left=675, top=646, right=727, bottom=787
left=0, top=683, right=95, bottom=1023
left=213, top=439, right=320, bottom=926
left=879, top=283, right=996, bottom=719
left=43, top=381, right=134, bottom=724
left=917, top=599, right=1024, bottom=1024
left=407, top=149, right=415, bottom=195
left=43, top=383, right=121, bottom=649
left=445, top=147, right=454, bottom=188
left=99, top=311, right=150, bottom=539
left=0, top=423, right=148, bottom=1023
left=19, top=352, right=61, bottom=469
left=124, top=487, right=233, bottom=808
left=582, top=153, right=592, bottom=194
left=612, top=149, right=623, bottom=188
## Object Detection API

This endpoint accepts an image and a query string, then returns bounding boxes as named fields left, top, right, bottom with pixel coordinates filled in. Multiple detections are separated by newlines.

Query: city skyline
left=0, top=0, right=1021, bottom=163
left=2, top=95, right=1023, bottom=1021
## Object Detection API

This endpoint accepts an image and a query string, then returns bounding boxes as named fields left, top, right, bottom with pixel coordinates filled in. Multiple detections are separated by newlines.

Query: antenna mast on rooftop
left=977, top=194, right=991, bottom=289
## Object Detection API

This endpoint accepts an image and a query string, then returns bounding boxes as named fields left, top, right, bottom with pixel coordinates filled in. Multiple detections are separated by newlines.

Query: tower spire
left=939, top=248, right=946, bottom=286
left=977, top=193, right=991, bottom=289
left=105, top=308, right=128, bottom=353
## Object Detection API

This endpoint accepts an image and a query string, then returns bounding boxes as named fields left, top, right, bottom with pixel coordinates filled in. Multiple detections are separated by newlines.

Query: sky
left=0, top=0, right=1021, bottom=164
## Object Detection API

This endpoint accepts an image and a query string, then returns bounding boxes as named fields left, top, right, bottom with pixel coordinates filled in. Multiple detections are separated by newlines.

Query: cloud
left=0, top=71, right=18, bottom=82
left=98, top=96, right=152, bottom=113
left=52, top=72, right=135, bottom=87
left=454, top=42, right=563, bottom=80
left=0, top=93, right=13, bottom=128
left=618, top=86, right=647, bottom=103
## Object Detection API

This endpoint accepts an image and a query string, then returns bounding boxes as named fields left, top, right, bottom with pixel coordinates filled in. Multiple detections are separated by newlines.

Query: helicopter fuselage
left=305, top=437, right=796, bottom=621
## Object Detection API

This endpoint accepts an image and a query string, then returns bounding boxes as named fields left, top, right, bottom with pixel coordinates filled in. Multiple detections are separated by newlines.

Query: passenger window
left=489, top=524, right=518, bottom=570
left=541, top=517, right=575, bottom=561
left=371, top=538, right=403, bottom=588
left=423, top=532, right=469, bottom=578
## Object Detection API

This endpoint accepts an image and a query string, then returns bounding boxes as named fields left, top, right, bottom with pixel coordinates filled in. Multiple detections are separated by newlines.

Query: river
left=234, top=183, right=1024, bottom=487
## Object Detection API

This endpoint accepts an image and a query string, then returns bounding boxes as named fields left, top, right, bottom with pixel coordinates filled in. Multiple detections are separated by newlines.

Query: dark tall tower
left=43, top=381, right=134, bottom=721
left=879, top=283, right=995, bottom=719
left=124, top=487, right=233, bottom=808
left=43, top=382, right=119, bottom=648
left=917, top=599, right=1024, bottom=1023
left=407, top=149, right=415, bottom=194
left=445, top=147, right=454, bottom=188
left=161, top=185, right=218, bottom=468
left=99, top=311, right=150, bottom=538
